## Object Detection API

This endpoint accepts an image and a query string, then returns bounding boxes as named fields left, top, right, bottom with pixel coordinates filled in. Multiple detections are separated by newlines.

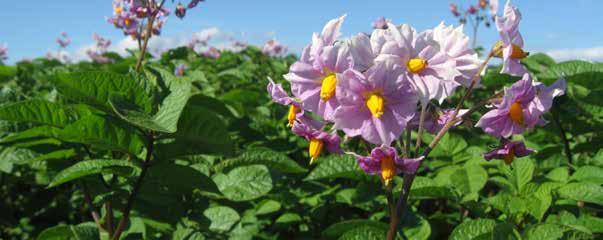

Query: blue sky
left=1, top=0, right=602, bottom=63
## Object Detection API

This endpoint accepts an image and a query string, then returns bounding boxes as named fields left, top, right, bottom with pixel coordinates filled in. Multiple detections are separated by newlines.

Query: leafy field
left=0, top=45, right=601, bottom=239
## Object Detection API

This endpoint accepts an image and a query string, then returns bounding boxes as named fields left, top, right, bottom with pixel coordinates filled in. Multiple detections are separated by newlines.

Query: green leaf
left=0, top=65, right=17, bottom=82
left=338, top=226, right=386, bottom=240
left=429, top=133, right=468, bottom=158
left=450, top=164, right=488, bottom=199
left=304, top=155, right=365, bottom=181
left=143, top=163, right=219, bottom=195
left=400, top=213, right=431, bottom=240
left=157, top=106, right=232, bottom=157
left=48, top=159, right=140, bottom=188
left=524, top=224, right=565, bottom=240
left=409, top=176, right=456, bottom=200
left=449, top=219, right=497, bottom=240
left=570, top=166, right=603, bottom=184
left=545, top=167, right=569, bottom=183
left=323, top=219, right=388, bottom=239
left=557, top=182, right=603, bottom=205
left=0, top=125, right=62, bottom=143
left=521, top=53, right=556, bottom=74
left=172, top=226, right=205, bottom=240
left=213, top=164, right=272, bottom=201
left=215, top=147, right=306, bottom=174
left=58, top=114, right=146, bottom=156
left=536, top=60, right=603, bottom=88
left=187, top=94, right=234, bottom=119
left=492, top=223, right=521, bottom=240
left=55, top=71, right=153, bottom=112
left=0, top=100, right=78, bottom=127
left=510, top=158, right=535, bottom=193
left=203, top=205, right=240, bottom=232
left=255, top=199, right=281, bottom=215
left=36, top=223, right=99, bottom=240
left=275, top=213, right=302, bottom=226
left=17, top=149, right=77, bottom=164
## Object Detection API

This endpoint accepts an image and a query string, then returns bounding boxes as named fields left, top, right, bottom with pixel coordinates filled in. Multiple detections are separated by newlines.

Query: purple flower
left=489, top=0, right=499, bottom=16
left=188, top=0, right=203, bottom=9
left=484, top=141, right=534, bottom=165
left=267, top=78, right=324, bottom=129
left=356, top=146, right=424, bottom=185
left=475, top=74, right=565, bottom=138
left=87, top=50, right=113, bottom=64
left=284, top=16, right=352, bottom=122
left=378, top=24, right=461, bottom=105
left=93, top=33, right=112, bottom=50
left=372, top=17, right=389, bottom=30
left=495, top=0, right=528, bottom=76
left=262, top=40, right=287, bottom=57
left=56, top=32, right=71, bottom=48
left=175, top=3, right=186, bottom=19
left=174, top=64, right=187, bottom=76
left=202, top=47, right=220, bottom=59
left=292, top=121, right=341, bottom=164
left=450, top=3, right=460, bottom=17
left=467, top=5, right=478, bottom=14
left=431, top=22, right=481, bottom=87
left=0, top=44, right=7, bottom=61
left=333, top=60, right=418, bottom=146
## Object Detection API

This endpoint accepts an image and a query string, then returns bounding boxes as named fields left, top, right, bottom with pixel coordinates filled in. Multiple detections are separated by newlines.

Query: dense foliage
left=0, top=44, right=601, bottom=240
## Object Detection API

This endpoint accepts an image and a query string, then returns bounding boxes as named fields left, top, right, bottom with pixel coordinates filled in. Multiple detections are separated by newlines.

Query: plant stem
left=81, top=181, right=105, bottom=233
left=106, top=200, right=114, bottom=236
left=134, top=18, right=155, bottom=73
left=111, top=134, right=154, bottom=240
left=414, top=104, right=428, bottom=157
left=551, top=108, right=573, bottom=171
left=404, top=130, right=411, bottom=159
left=386, top=50, right=495, bottom=240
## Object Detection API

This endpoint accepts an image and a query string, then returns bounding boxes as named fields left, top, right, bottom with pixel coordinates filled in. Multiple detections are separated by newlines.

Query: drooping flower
left=431, top=22, right=481, bottom=87
left=292, top=121, right=341, bottom=164
left=467, top=5, right=478, bottom=14
left=175, top=3, right=186, bottom=19
left=484, top=141, right=534, bottom=164
left=284, top=15, right=352, bottom=121
left=372, top=17, right=389, bottom=30
left=450, top=3, right=460, bottom=17
left=333, top=60, right=418, bottom=146
left=494, top=0, right=528, bottom=76
left=378, top=23, right=461, bottom=105
left=187, top=0, right=204, bottom=9
left=267, top=78, right=324, bottom=129
left=356, top=146, right=424, bottom=185
left=475, top=74, right=566, bottom=138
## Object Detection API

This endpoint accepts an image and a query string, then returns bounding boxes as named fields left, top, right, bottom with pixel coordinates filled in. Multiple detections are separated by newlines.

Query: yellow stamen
left=509, top=102, right=524, bottom=125
left=287, top=105, right=298, bottom=127
left=380, top=156, right=396, bottom=186
left=114, top=6, right=123, bottom=15
left=493, top=40, right=529, bottom=59
left=504, top=148, right=515, bottom=165
left=366, top=92, right=385, bottom=118
left=308, top=138, right=324, bottom=165
left=124, top=18, right=132, bottom=27
left=407, top=58, right=427, bottom=74
left=510, top=45, right=529, bottom=59
left=320, top=73, right=337, bottom=101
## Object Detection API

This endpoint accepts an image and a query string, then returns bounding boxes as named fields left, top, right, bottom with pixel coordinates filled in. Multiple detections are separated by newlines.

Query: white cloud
left=545, top=47, right=603, bottom=62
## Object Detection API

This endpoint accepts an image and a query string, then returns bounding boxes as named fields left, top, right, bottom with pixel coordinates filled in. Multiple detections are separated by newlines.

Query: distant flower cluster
left=450, top=0, right=498, bottom=25
left=56, top=32, right=71, bottom=48
left=262, top=40, right=287, bottom=57
left=86, top=33, right=114, bottom=64
left=267, top=1, right=565, bottom=185
left=107, top=0, right=204, bottom=40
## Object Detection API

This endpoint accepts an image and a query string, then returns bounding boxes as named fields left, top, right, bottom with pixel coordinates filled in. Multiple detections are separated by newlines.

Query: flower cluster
left=262, top=40, right=287, bottom=57
left=450, top=0, right=498, bottom=26
left=86, top=33, right=114, bottom=64
left=56, top=32, right=71, bottom=48
left=107, top=0, right=204, bottom=40
left=267, top=1, right=565, bottom=185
